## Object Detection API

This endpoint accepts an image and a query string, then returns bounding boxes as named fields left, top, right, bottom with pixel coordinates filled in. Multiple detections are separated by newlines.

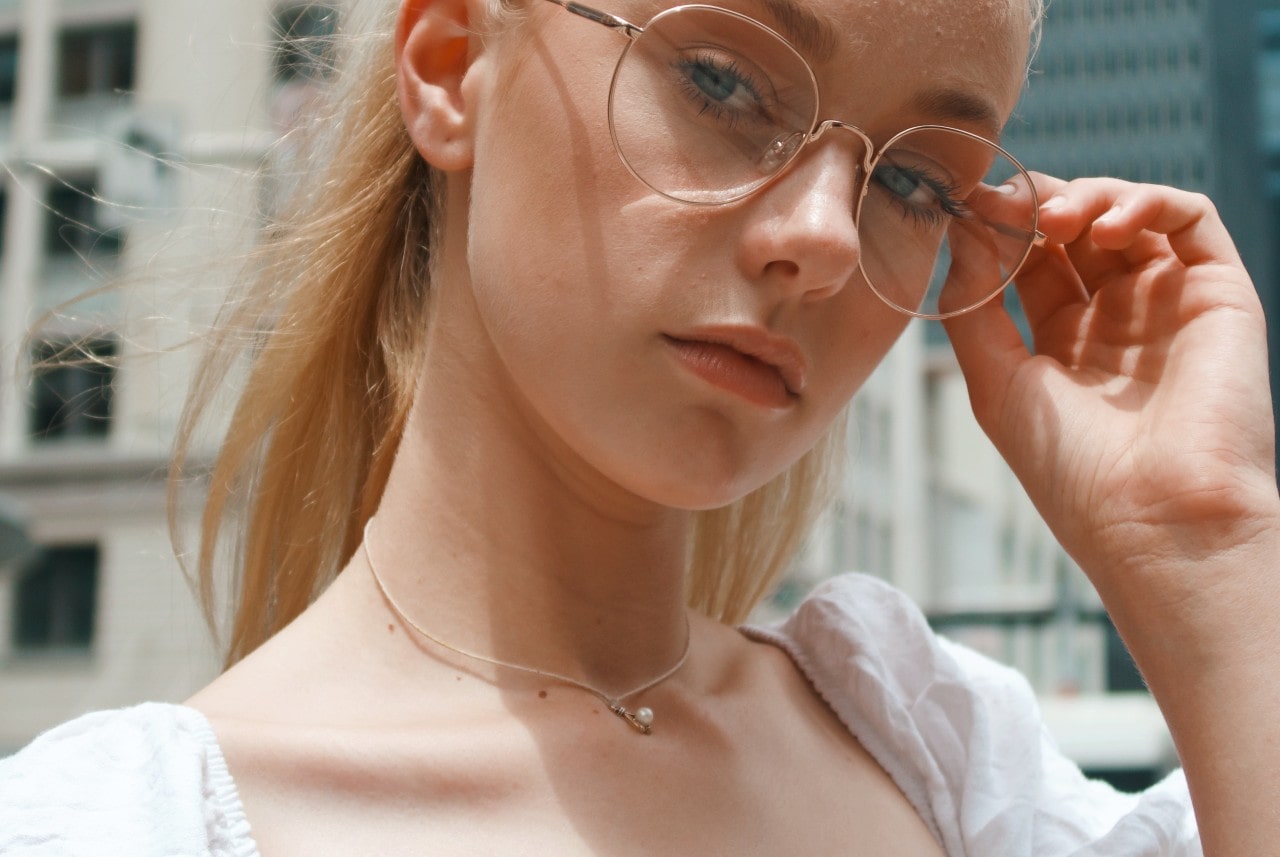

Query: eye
left=876, top=165, right=930, bottom=204
left=689, top=63, right=739, bottom=103
left=672, top=48, right=776, bottom=127
left=871, top=161, right=968, bottom=225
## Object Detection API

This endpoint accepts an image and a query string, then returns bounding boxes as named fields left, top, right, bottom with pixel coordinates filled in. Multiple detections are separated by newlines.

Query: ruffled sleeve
left=0, top=703, right=259, bottom=857
left=743, top=573, right=1200, bottom=857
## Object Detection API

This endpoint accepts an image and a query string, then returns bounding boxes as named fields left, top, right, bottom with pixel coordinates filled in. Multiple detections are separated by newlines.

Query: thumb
left=939, top=225, right=1030, bottom=432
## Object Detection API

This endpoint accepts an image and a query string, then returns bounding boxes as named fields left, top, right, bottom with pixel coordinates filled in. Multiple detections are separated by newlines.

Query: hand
left=943, top=176, right=1280, bottom=615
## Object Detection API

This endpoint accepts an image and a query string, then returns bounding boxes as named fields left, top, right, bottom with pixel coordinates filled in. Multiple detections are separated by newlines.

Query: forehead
left=723, top=0, right=1032, bottom=133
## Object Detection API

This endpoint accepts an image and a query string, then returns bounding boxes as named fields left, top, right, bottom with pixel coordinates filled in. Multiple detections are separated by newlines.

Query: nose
left=735, top=136, right=864, bottom=304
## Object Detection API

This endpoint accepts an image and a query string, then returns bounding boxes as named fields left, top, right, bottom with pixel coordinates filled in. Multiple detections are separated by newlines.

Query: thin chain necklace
left=362, top=519, right=691, bottom=735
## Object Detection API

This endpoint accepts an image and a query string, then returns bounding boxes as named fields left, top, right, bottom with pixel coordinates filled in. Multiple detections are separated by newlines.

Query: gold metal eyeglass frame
left=541, top=0, right=1049, bottom=318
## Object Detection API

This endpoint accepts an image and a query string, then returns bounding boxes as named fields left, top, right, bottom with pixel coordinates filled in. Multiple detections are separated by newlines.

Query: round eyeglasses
left=544, top=0, right=1044, bottom=320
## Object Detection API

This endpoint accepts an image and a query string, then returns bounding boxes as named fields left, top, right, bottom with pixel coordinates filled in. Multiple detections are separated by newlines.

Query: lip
left=663, top=325, right=808, bottom=409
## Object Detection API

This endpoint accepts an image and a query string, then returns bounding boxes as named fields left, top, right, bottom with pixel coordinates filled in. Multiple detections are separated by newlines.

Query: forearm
left=1100, top=526, right=1280, bottom=857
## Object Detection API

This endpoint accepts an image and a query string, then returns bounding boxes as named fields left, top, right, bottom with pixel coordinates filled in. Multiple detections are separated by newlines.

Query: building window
left=1103, top=614, right=1146, bottom=692
left=13, top=544, right=99, bottom=653
left=0, top=188, right=8, bottom=258
left=57, top=22, right=136, bottom=99
left=273, top=5, right=338, bottom=83
left=46, top=177, right=122, bottom=259
left=0, top=34, right=18, bottom=105
left=28, top=337, right=117, bottom=443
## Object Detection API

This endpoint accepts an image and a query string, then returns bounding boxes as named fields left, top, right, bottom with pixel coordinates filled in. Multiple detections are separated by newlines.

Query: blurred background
left=0, top=0, right=1274, bottom=794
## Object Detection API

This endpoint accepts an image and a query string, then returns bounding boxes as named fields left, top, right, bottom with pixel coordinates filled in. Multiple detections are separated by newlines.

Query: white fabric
left=741, top=574, right=1200, bottom=856
left=0, top=704, right=258, bottom=857
left=0, top=573, right=1200, bottom=856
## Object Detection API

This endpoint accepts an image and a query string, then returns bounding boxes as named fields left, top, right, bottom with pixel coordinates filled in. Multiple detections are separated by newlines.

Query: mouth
left=663, top=327, right=808, bottom=410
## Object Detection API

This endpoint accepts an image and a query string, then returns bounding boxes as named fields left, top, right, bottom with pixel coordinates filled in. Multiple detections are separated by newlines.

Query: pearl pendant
left=610, top=702, right=655, bottom=735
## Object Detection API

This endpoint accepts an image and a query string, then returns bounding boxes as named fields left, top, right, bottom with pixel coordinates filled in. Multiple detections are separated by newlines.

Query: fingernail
left=993, top=181, right=1018, bottom=195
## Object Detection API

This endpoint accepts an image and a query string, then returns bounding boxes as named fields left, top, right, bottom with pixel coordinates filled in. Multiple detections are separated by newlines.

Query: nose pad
left=760, top=122, right=876, bottom=193
left=758, top=132, right=806, bottom=172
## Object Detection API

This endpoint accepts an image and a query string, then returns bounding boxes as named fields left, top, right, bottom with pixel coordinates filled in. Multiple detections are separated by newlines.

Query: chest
left=230, top=712, right=945, bottom=857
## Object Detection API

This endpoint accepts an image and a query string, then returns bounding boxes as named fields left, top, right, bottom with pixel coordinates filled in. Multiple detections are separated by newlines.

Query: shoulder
left=743, top=573, right=1200, bottom=856
left=0, top=703, right=258, bottom=857
left=745, top=572, right=1021, bottom=711
left=743, top=574, right=1041, bottom=804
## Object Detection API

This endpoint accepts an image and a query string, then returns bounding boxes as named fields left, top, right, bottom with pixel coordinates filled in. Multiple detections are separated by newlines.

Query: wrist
left=1094, top=516, right=1280, bottom=676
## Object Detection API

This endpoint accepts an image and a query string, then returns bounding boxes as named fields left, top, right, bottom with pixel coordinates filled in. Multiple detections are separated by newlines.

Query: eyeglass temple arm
left=981, top=219, right=1048, bottom=247
left=543, top=0, right=642, bottom=37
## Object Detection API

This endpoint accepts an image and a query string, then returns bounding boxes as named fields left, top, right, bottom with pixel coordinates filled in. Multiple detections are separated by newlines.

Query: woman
left=3, top=0, right=1276, bottom=852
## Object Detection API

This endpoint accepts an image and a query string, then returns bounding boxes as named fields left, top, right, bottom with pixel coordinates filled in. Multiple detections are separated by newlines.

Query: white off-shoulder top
left=0, top=574, right=1200, bottom=856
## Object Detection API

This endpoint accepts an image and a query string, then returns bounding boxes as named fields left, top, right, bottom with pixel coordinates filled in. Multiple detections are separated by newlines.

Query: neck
left=360, top=311, right=694, bottom=697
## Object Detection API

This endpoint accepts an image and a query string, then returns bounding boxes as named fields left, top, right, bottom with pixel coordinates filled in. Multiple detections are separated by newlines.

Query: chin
left=630, top=464, right=784, bottom=513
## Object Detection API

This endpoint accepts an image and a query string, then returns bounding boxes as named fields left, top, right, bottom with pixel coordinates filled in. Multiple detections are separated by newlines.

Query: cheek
left=813, top=285, right=912, bottom=408
left=465, top=36, right=641, bottom=313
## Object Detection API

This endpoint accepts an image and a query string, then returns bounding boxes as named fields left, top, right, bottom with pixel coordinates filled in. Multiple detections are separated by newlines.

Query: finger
left=953, top=171, right=1065, bottom=323
left=981, top=173, right=1091, bottom=352
left=940, top=290, right=1028, bottom=431
left=936, top=219, right=1006, bottom=316
left=1038, top=180, right=1244, bottom=271
left=1088, top=187, right=1244, bottom=269
left=1037, top=184, right=1146, bottom=291
left=1002, top=174, right=1136, bottom=297
left=973, top=170, right=1056, bottom=230
left=1034, top=177, right=1136, bottom=245
left=967, top=173, right=1037, bottom=228
left=938, top=224, right=1030, bottom=426
left=1011, top=243, right=1090, bottom=352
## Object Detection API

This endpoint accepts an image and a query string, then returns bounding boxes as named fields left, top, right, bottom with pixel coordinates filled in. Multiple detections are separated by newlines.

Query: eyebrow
left=752, top=0, right=840, bottom=64
left=909, top=88, right=1005, bottom=137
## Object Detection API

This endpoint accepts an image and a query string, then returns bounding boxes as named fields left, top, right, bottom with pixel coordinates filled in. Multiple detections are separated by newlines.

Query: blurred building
left=0, top=0, right=290, bottom=755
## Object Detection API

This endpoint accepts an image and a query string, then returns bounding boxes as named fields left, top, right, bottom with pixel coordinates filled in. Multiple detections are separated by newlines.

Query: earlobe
left=396, top=0, right=481, bottom=171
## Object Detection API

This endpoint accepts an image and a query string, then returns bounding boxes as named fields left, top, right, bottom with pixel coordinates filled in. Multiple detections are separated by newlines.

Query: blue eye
left=672, top=50, right=775, bottom=129
left=877, top=165, right=924, bottom=201
left=872, top=162, right=968, bottom=226
left=689, top=63, right=738, bottom=103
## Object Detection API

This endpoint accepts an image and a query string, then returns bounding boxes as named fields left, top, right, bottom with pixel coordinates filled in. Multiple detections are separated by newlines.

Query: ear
left=396, top=0, right=482, bottom=171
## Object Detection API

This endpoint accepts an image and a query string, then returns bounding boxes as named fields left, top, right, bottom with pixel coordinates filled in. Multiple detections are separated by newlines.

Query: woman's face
left=447, top=0, right=1031, bottom=510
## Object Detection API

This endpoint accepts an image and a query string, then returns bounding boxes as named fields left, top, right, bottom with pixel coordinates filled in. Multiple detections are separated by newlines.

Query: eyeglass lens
left=607, top=5, right=1039, bottom=319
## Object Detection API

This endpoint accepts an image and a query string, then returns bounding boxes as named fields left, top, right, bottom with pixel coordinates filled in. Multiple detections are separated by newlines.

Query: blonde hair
left=174, top=0, right=1046, bottom=668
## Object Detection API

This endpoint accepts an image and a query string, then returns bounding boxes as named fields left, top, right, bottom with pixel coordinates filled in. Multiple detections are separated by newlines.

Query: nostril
left=763, top=259, right=801, bottom=279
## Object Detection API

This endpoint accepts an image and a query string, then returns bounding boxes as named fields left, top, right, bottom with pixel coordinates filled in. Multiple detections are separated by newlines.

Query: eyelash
left=672, top=50, right=776, bottom=129
left=877, top=167, right=971, bottom=227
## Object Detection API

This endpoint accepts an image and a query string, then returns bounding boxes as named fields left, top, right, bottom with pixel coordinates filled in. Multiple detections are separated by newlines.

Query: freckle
left=456, top=675, right=463, bottom=681
left=539, top=690, right=548, bottom=699
left=387, top=623, right=395, bottom=633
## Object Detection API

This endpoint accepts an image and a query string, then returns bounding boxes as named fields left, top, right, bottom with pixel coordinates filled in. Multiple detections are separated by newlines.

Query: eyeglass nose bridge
left=761, top=120, right=879, bottom=202
left=809, top=120, right=878, bottom=196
